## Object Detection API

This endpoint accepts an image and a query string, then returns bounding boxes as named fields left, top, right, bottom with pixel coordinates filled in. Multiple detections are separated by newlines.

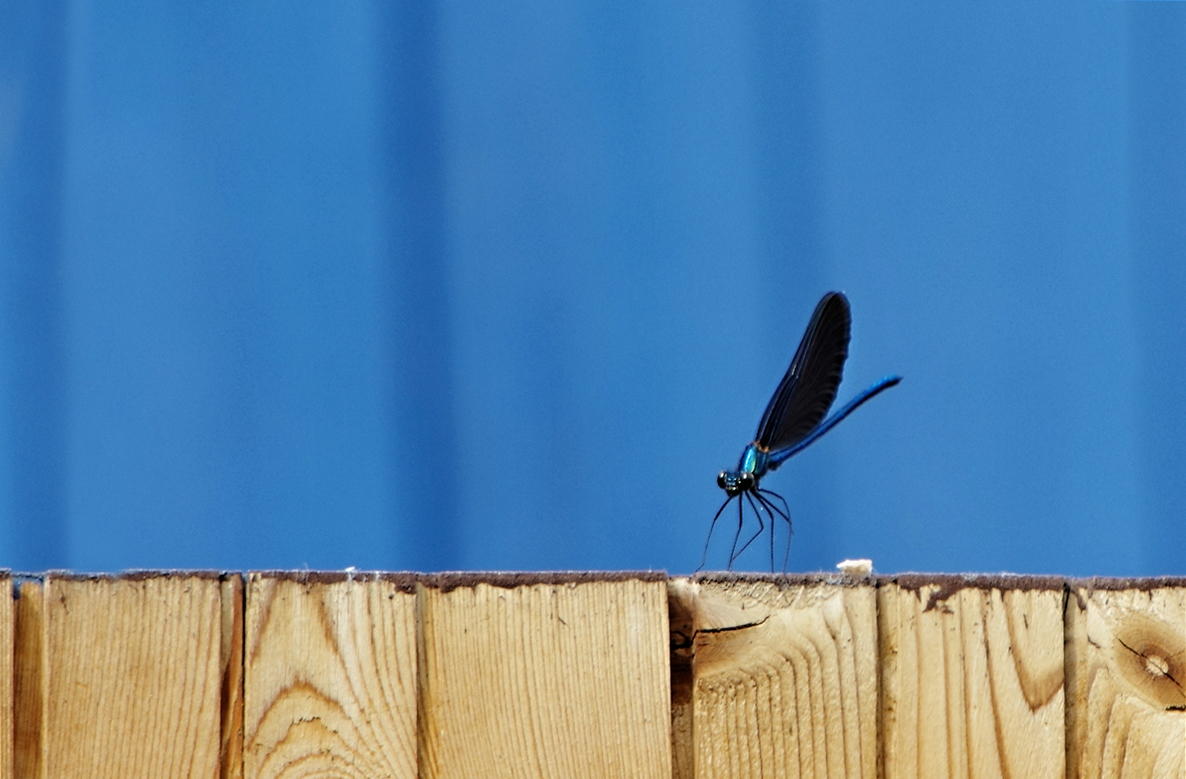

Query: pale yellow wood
left=13, top=579, right=45, bottom=779
left=418, top=576, right=672, bottom=779
left=43, top=573, right=224, bottom=779
left=879, top=580, right=1065, bottom=779
left=243, top=573, right=418, bottom=779
left=1065, top=584, right=1185, bottom=779
left=691, top=578, right=878, bottom=779
left=0, top=574, right=12, bottom=779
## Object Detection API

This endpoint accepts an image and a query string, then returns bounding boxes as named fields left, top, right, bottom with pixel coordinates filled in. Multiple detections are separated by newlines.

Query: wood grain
left=0, top=571, right=1181, bottom=777
left=43, top=572, right=225, bottom=779
left=243, top=572, right=418, bottom=779
left=1065, top=582, right=1185, bottom=779
left=669, top=577, right=697, bottom=779
left=221, top=574, right=245, bottom=779
left=13, top=578, right=45, bottom=779
left=417, top=576, right=671, bottom=779
left=879, top=578, right=1065, bottom=779
left=692, top=577, right=878, bottom=779
left=0, top=573, right=11, bottom=779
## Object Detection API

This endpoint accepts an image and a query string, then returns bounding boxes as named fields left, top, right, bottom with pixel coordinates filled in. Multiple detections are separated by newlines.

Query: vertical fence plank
left=1065, top=581, right=1185, bottom=779
left=243, top=572, right=418, bottom=779
left=691, top=576, right=878, bottom=779
left=879, top=576, right=1065, bottom=779
left=42, top=572, right=224, bottom=779
left=417, top=573, right=671, bottom=779
left=221, top=574, right=245, bottom=779
left=669, top=578, right=697, bottom=779
left=13, top=579, right=45, bottom=779
left=0, top=574, right=12, bottom=779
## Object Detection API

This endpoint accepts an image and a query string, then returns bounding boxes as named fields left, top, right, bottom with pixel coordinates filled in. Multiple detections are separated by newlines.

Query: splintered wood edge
left=422, top=570, right=668, bottom=592
left=18, top=571, right=1184, bottom=590
left=247, top=570, right=667, bottom=593
left=694, top=572, right=1084, bottom=590
left=40, top=569, right=225, bottom=582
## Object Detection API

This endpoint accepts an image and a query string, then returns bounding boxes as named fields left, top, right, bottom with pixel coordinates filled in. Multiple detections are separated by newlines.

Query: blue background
left=2, top=2, right=1184, bottom=576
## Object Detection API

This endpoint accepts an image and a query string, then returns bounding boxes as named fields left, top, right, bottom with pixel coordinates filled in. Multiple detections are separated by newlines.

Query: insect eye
left=739, top=472, right=755, bottom=490
left=717, top=471, right=729, bottom=489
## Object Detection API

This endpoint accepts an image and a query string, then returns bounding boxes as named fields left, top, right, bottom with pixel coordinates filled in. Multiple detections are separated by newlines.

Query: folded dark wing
left=754, top=291, right=852, bottom=452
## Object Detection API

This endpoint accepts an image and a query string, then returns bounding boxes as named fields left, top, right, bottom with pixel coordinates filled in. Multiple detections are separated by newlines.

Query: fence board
left=42, top=572, right=225, bottom=779
left=1065, top=581, right=1186, bottom=779
left=669, top=577, right=697, bottom=779
left=243, top=572, right=419, bottom=779
left=220, top=574, right=245, bottom=779
left=13, top=579, right=44, bottom=779
left=417, top=573, right=671, bottom=779
left=879, top=576, right=1065, bottom=779
left=691, top=576, right=878, bottom=779
left=0, top=574, right=11, bottom=779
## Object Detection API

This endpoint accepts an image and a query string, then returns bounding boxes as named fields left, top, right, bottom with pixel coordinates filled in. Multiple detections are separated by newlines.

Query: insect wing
left=754, top=291, right=852, bottom=452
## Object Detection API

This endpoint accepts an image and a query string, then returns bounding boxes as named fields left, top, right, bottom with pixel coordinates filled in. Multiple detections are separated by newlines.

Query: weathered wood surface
left=1, top=571, right=1183, bottom=779
left=12, top=577, right=43, bottom=779
left=669, top=577, right=698, bottom=779
left=244, top=572, right=418, bottom=779
left=1066, top=580, right=1185, bottom=779
left=0, top=573, right=11, bottom=779
left=220, top=573, right=245, bottom=779
left=691, top=576, right=879, bottom=779
left=417, top=572, right=672, bottom=779
left=879, top=576, right=1066, bottom=779
left=39, top=573, right=227, bottom=779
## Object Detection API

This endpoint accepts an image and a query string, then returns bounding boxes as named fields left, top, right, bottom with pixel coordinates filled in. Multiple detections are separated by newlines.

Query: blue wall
left=2, top=2, right=1184, bottom=575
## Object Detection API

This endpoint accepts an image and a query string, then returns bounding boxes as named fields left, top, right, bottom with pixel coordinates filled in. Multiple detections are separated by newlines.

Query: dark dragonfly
left=704, top=291, right=901, bottom=571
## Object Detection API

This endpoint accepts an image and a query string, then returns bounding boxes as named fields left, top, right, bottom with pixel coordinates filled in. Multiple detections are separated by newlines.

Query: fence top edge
left=4, top=570, right=1184, bottom=592
left=422, top=570, right=668, bottom=593
left=692, top=571, right=1186, bottom=591
left=34, top=569, right=226, bottom=583
left=695, top=571, right=1072, bottom=589
left=885, top=572, right=1068, bottom=592
left=247, top=570, right=667, bottom=592
left=1064, top=575, right=1186, bottom=591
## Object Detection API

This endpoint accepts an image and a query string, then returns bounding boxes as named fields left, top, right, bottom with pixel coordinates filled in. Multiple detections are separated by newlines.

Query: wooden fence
left=0, top=571, right=1182, bottom=779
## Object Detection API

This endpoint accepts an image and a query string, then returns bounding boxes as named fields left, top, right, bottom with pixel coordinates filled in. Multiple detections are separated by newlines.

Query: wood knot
left=1112, top=613, right=1185, bottom=710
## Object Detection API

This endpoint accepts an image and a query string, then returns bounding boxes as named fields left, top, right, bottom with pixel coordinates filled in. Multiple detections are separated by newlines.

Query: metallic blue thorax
left=718, top=443, right=772, bottom=497
left=738, top=444, right=769, bottom=479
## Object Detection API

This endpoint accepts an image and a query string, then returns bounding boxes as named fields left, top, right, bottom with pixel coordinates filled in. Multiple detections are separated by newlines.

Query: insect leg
left=757, top=488, right=793, bottom=571
left=731, top=492, right=767, bottom=567
left=699, top=496, right=736, bottom=572
left=757, top=488, right=790, bottom=524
